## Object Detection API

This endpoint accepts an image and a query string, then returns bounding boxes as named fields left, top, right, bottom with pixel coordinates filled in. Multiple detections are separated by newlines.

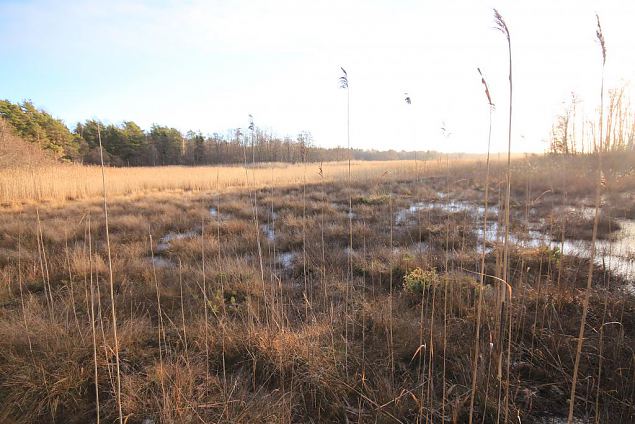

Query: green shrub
left=403, top=267, right=439, bottom=295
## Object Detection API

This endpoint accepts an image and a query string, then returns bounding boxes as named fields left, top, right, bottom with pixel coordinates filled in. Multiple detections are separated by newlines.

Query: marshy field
left=2, top=2, right=635, bottom=423
left=0, top=153, right=633, bottom=423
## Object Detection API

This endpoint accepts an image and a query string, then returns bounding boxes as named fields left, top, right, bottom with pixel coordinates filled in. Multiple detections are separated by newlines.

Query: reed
left=97, top=123, right=123, bottom=423
left=493, top=9, right=514, bottom=422
left=567, top=14, right=607, bottom=424
left=469, top=67, right=494, bottom=424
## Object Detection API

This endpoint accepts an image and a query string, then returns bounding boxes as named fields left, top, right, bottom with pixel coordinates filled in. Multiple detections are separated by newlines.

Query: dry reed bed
left=0, top=157, right=633, bottom=423
left=0, top=158, right=515, bottom=207
left=0, top=161, right=412, bottom=205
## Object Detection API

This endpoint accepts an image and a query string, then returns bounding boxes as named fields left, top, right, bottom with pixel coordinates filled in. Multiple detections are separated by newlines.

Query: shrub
left=403, top=267, right=439, bottom=295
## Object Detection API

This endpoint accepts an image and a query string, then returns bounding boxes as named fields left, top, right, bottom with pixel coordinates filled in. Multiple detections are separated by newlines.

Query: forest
left=0, top=100, right=436, bottom=166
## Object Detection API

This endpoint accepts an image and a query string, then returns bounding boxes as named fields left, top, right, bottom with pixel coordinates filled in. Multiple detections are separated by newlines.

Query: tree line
left=1, top=100, right=436, bottom=166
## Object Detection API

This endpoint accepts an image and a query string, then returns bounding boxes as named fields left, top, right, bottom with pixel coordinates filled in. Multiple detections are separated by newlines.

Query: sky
left=1, top=0, right=634, bottom=153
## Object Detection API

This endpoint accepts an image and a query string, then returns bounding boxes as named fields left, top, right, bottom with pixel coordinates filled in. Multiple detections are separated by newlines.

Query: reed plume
left=493, top=8, right=513, bottom=422
left=567, top=14, right=607, bottom=424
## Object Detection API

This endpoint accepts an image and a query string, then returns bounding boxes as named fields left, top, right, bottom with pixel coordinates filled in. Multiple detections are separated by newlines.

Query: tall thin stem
left=340, top=66, right=352, bottom=374
left=469, top=67, right=495, bottom=423
left=88, top=214, right=100, bottom=424
left=568, top=14, right=606, bottom=424
left=493, top=10, right=512, bottom=421
left=96, top=123, right=123, bottom=423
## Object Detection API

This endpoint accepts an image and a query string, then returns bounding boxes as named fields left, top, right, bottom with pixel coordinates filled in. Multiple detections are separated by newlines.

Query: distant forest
left=1, top=100, right=437, bottom=166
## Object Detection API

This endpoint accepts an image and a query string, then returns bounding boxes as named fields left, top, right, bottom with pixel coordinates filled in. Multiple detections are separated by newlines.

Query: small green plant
left=207, top=289, right=242, bottom=314
left=538, top=245, right=561, bottom=263
left=403, top=267, right=439, bottom=296
left=357, top=194, right=389, bottom=205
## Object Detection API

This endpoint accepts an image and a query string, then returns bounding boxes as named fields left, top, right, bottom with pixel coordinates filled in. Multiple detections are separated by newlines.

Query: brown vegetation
left=0, top=157, right=504, bottom=207
left=0, top=118, right=54, bottom=169
left=0, top=153, right=633, bottom=423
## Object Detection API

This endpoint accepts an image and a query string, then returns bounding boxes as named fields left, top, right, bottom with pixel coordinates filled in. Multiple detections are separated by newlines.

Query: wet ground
left=148, top=187, right=635, bottom=295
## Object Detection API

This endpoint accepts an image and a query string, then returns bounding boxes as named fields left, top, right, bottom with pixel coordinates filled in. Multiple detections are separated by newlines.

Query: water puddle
left=156, top=230, right=199, bottom=253
left=396, top=200, right=498, bottom=225
left=478, top=217, right=634, bottom=287
left=278, top=251, right=296, bottom=268
left=210, top=207, right=234, bottom=221
left=261, top=223, right=275, bottom=241
left=146, top=256, right=174, bottom=269
left=335, top=203, right=357, bottom=219
left=560, top=218, right=635, bottom=284
left=555, top=205, right=597, bottom=220
left=398, top=199, right=634, bottom=288
left=145, top=228, right=200, bottom=269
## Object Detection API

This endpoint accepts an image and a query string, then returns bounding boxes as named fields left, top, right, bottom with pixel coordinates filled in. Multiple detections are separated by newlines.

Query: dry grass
left=0, top=154, right=633, bottom=423
left=0, top=158, right=513, bottom=207
left=0, top=119, right=54, bottom=169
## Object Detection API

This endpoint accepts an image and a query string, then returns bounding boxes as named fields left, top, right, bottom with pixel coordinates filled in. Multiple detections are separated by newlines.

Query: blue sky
left=1, top=0, right=634, bottom=152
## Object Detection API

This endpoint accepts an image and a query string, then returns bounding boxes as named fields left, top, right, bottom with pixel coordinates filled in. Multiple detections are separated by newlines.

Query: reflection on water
left=396, top=199, right=499, bottom=225
left=146, top=256, right=174, bottom=268
left=278, top=252, right=296, bottom=268
left=261, top=223, right=275, bottom=241
left=156, top=230, right=199, bottom=252
left=397, top=200, right=635, bottom=290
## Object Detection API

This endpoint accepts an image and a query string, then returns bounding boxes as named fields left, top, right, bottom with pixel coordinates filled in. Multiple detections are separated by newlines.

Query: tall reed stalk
left=97, top=123, right=123, bottom=423
left=87, top=223, right=100, bottom=424
left=493, top=9, right=513, bottom=421
left=35, top=208, right=53, bottom=315
left=247, top=115, right=268, bottom=324
left=339, top=66, right=352, bottom=373
left=469, top=67, right=494, bottom=424
left=201, top=214, right=210, bottom=381
left=567, top=14, right=606, bottom=424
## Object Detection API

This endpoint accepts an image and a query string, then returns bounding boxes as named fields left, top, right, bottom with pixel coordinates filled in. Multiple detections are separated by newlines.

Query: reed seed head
left=493, top=8, right=510, bottom=41
left=339, top=67, right=349, bottom=89
left=596, top=14, right=607, bottom=65
left=477, top=67, right=494, bottom=107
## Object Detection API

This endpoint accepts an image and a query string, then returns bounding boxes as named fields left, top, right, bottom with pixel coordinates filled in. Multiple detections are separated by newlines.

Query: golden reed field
left=1, top=6, right=634, bottom=422
left=0, top=158, right=503, bottom=206
left=0, top=153, right=634, bottom=423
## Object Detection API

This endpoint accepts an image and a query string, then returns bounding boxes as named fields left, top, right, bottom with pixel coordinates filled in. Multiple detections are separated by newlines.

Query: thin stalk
left=65, top=230, right=82, bottom=340
left=493, top=10, right=512, bottom=421
left=35, top=208, right=53, bottom=315
left=568, top=15, right=607, bottom=423
left=178, top=258, right=188, bottom=358
left=18, top=224, right=33, bottom=354
left=149, top=232, right=167, bottom=409
left=469, top=67, right=495, bottom=422
left=340, top=66, right=352, bottom=374
left=96, top=123, right=123, bottom=423
left=88, top=214, right=100, bottom=424
left=201, top=215, right=209, bottom=381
